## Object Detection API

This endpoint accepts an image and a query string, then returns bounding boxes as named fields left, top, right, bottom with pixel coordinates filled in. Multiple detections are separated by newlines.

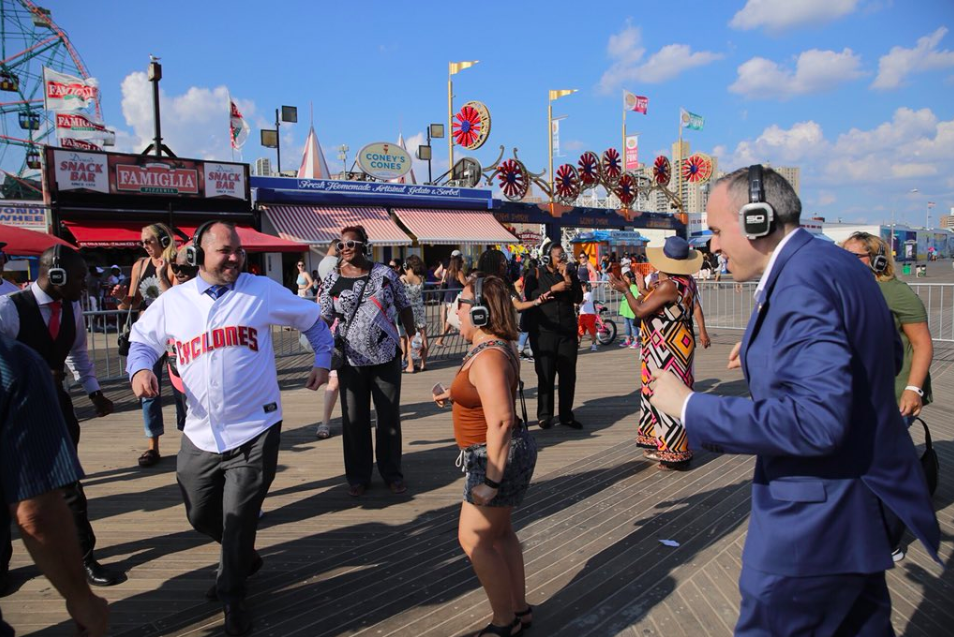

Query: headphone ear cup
left=160, top=233, right=171, bottom=249
left=185, top=245, right=200, bottom=267
left=871, top=254, right=888, bottom=273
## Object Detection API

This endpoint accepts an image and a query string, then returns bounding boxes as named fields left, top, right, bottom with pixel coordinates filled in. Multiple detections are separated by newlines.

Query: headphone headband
left=469, top=275, right=490, bottom=328
left=748, top=164, right=765, bottom=204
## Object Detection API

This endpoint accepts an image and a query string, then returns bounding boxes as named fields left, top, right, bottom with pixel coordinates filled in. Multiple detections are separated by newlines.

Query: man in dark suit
left=650, top=166, right=940, bottom=635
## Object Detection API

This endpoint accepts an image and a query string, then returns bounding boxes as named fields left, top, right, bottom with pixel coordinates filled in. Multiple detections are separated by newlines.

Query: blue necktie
left=206, top=285, right=228, bottom=300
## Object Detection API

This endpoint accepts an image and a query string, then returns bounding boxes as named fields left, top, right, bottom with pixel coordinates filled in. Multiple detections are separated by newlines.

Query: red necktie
left=48, top=300, right=62, bottom=340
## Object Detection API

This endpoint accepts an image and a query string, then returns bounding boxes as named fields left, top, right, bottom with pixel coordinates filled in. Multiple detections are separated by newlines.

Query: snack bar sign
left=48, top=149, right=249, bottom=202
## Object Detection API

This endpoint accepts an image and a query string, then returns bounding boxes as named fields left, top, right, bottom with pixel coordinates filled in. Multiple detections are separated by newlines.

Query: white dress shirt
left=0, top=281, right=101, bottom=394
left=680, top=228, right=804, bottom=424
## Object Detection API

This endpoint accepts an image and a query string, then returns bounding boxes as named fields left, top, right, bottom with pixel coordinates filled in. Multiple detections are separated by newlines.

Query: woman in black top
left=118, top=223, right=176, bottom=467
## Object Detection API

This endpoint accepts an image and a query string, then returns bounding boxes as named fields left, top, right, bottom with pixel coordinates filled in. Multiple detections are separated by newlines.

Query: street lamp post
left=421, top=123, right=444, bottom=184
left=448, top=61, right=478, bottom=171
left=337, top=144, right=349, bottom=180
left=548, top=89, right=577, bottom=196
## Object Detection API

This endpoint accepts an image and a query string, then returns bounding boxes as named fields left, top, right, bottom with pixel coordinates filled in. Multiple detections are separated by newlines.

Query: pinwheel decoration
left=497, top=159, right=529, bottom=201
left=601, top=147, right=622, bottom=187
left=682, top=152, right=713, bottom=183
left=554, top=164, right=581, bottom=204
left=577, top=151, right=602, bottom=188
left=653, top=155, right=671, bottom=186
left=613, top=172, right=638, bottom=207
left=452, top=100, right=491, bottom=150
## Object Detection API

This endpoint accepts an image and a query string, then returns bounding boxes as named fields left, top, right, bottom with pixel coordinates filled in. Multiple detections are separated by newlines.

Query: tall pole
left=275, top=108, right=282, bottom=175
left=447, top=76, right=454, bottom=173
left=427, top=127, right=433, bottom=184
left=151, top=74, right=162, bottom=157
left=622, top=108, right=626, bottom=166
left=547, top=99, right=554, bottom=196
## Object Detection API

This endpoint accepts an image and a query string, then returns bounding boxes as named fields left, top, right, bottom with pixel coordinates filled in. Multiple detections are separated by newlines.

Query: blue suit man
left=649, top=166, right=940, bottom=636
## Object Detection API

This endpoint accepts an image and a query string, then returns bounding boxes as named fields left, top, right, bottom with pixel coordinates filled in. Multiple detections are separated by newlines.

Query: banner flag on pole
left=43, top=67, right=99, bottom=112
left=625, top=135, right=639, bottom=170
left=551, top=118, right=561, bottom=157
left=53, top=112, right=115, bottom=145
left=680, top=108, right=704, bottom=131
left=59, top=138, right=102, bottom=151
left=230, top=99, right=250, bottom=150
left=623, top=90, right=648, bottom=114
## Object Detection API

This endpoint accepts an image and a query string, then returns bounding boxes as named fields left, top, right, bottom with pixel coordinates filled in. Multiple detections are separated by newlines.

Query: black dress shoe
left=223, top=603, right=253, bottom=636
left=205, top=552, right=264, bottom=601
left=84, top=558, right=123, bottom=587
left=538, top=419, right=553, bottom=430
left=561, top=419, right=584, bottom=430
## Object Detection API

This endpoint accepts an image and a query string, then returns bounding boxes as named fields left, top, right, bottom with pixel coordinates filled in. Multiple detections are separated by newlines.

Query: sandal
left=316, top=424, right=331, bottom=439
left=475, top=617, right=522, bottom=636
left=515, top=606, right=533, bottom=629
left=347, top=483, right=367, bottom=497
left=138, top=449, right=161, bottom=468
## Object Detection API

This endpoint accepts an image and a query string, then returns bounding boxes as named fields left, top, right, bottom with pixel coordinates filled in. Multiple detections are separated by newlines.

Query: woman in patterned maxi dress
left=609, top=236, right=704, bottom=471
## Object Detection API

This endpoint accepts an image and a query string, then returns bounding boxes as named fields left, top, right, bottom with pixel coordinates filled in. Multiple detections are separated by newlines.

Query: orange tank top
left=451, top=341, right=519, bottom=449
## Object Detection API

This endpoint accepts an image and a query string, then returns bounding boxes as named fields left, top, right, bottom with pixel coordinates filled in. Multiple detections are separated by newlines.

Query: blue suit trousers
left=736, top=566, right=893, bottom=636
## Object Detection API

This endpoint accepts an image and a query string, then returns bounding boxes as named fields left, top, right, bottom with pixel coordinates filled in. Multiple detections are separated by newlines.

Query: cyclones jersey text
left=176, top=325, right=258, bottom=365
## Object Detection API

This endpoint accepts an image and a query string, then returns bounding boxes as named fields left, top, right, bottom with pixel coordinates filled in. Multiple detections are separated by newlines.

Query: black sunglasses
left=171, top=264, right=198, bottom=275
left=459, top=298, right=476, bottom=306
left=336, top=240, right=365, bottom=251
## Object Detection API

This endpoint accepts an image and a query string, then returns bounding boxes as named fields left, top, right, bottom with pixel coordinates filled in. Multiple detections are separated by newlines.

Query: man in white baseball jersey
left=126, top=221, right=333, bottom=636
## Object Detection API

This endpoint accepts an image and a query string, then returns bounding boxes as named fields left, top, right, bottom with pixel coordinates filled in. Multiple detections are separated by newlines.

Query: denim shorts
left=459, top=426, right=538, bottom=507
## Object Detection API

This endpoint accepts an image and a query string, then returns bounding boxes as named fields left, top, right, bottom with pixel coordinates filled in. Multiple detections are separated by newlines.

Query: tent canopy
left=0, top=223, right=76, bottom=256
left=63, top=221, right=308, bottom=253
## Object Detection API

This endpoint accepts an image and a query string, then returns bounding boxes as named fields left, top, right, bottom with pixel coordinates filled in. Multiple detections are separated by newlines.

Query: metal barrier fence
left=81, top=280, right=952, bottom=382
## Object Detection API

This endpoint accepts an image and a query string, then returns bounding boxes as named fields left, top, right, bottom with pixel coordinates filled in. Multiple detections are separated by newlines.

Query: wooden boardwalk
left=2, top=333, right=952, bottom=636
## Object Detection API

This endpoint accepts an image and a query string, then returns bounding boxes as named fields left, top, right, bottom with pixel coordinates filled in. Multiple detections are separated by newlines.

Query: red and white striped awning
left=261, top=205, right=412, bottom=247
left=391, top=208, right=518, bottom=245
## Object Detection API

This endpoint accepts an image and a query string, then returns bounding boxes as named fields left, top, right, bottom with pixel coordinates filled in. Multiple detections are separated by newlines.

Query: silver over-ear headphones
left=870, top=239, right=888, bottom=274
left=48, top=243, right=68, bottom=286
left=470, top=276, right=490, bottom=328
left=739, top=164, right=776, bottom=240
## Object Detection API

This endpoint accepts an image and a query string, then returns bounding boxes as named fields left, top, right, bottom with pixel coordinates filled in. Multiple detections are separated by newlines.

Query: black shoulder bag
left=116, top=305, right=136, bottom=357
left=330, top=270, right=371, bottom=370
left=913, top=416, right=939, bottom=496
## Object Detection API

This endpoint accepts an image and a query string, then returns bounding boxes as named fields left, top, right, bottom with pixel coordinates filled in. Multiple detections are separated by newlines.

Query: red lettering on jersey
left=238, top=326, right=249, bottom=346
left=248, top=327, right=258, bottom=352
left=212, top=328, right=225, bottom=349
left=225, top=326, right=238, bottom=346
left=202, top=332, right=212, bottom=354
left=190, top=337, right=201, bottom=361
left=176, top=340, right=189, bottom=365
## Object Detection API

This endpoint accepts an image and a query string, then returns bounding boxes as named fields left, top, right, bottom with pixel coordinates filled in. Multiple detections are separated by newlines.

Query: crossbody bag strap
left=460, top=340, right=528, bottom=425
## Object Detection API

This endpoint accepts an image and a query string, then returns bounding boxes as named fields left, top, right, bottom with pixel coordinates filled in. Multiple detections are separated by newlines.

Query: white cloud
left=730, top=0, right=860, bottom=32
left=872, top=27, right=954, bottom=90
left=718, top=108, right=954, bottom=188
left=117, top=72, right=258, bottom=160
left=729, top=49, right=864, bottom=100
left=598, top=25, right=722, bottom=92
left=816, top=190, right=837, bottom=206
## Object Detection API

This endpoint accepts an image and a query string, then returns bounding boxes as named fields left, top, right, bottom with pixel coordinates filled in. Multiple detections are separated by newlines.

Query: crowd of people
left=0, top=164, right=944, bottom=637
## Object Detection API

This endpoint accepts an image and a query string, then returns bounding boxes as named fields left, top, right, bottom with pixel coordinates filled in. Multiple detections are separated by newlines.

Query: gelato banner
left=43, top=67, right=99, bottom=112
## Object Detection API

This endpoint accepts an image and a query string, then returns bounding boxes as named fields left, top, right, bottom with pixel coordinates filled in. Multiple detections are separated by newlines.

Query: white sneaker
left=590, top=344, right=598, bottom=351
left=891, top=548, right=905, bottom=562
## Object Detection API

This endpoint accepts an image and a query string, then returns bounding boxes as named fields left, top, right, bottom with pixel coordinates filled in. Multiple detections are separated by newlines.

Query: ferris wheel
left=0, top=0, right=99, bottom=182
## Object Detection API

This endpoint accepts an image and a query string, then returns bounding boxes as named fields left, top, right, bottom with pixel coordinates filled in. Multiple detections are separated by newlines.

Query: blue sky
left=30, top=0, right=954, bottom=226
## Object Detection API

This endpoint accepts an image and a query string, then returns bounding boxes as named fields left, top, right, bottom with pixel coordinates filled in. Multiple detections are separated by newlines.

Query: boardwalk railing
left=81, top=281, right=953, bottom=382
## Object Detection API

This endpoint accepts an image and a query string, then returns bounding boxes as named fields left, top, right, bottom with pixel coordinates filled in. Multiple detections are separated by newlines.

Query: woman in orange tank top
left=434, top=274, right=538, bottom=637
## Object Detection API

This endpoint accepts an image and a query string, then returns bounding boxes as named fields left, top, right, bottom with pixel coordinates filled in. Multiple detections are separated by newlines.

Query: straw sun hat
left=646, top=236, right=704, bottom=275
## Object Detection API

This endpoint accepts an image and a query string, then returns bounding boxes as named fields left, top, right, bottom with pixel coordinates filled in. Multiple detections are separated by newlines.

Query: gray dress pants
left=176, top=422, right=281, bottom=603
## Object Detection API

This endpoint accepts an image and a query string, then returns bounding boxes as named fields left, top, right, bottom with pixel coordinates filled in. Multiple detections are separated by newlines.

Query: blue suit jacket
left=686, top=228, right=940, bottom=577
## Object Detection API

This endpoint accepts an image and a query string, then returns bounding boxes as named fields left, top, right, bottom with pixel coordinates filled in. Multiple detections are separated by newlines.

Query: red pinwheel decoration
left=653, top=155, right=671, bottom=186
left=453, top=101, right=491, bottom=150
left=496, top=159, right=529, bottom=201
left=613, top=172, right=638, bottom=207
left=682, top=152, right=713, bottom=183
left=577, top=151, right=602, bottom=188
left=554, top=164, right=581, bottom=204
left=601, top=148, right=622, bottom=187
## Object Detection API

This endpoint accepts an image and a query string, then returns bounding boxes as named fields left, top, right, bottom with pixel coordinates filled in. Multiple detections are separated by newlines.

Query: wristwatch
left=483, top=476, right=501, bottom=489
left=904, top=385, right=924, bottom=397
